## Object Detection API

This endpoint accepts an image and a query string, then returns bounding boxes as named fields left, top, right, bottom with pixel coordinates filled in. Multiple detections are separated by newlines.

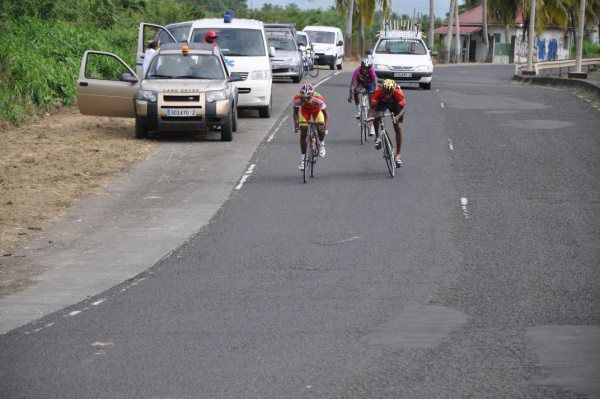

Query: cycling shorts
left=299, top=109, right=325, bottom=126
left=373, top=101, right=404, bottom=123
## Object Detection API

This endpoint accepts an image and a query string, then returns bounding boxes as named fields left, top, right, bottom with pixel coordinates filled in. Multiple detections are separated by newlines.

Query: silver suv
left=77, top=42, right=240, bottom=141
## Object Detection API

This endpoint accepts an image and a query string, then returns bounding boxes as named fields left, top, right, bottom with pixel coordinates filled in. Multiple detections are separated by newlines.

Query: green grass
left=0, top=0, right=204, bottom=125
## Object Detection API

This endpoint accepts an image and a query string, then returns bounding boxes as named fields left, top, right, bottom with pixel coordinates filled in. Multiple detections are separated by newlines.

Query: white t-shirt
left=142, top=48, right=157, bottom=77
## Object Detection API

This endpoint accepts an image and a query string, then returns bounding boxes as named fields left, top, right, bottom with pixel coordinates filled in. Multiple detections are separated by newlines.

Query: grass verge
left=0, top=108, right=157, bottom=256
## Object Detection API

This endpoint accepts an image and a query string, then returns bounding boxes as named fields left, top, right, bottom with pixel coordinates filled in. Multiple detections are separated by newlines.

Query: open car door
left=137, top=23, right=177, bottom=77
left=76, top=51, right=139, bottom=118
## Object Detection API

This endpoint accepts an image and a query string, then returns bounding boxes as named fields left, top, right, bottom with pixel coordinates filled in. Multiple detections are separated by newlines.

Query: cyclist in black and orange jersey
left=293, top=83, right=329, bottom=171
left=370, top=79, right=407, bottom=168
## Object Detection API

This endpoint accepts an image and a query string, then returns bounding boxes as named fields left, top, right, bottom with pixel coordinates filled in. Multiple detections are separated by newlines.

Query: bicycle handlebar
left=365, top=112, right=393, bottom=122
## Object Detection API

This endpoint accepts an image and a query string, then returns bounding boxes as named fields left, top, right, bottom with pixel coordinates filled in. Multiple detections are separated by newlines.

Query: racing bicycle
left=355, top=89, right=370, bottom=145
left=302, top=49, right=319, bottom=79
left=301, top=121, right=320, bottom=183
left=366, top=113, right=396, bottom=178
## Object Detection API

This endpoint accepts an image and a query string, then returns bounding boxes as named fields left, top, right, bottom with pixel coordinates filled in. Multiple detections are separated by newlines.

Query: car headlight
left=139, top=90, right=157, bottom=103
left=251, top=70, right=270, bottom=80
left=206, top=90, right=227, bottom=103
left=375, top=64, right=390, bottom=70
left=414, top=65, right=432, bottom=72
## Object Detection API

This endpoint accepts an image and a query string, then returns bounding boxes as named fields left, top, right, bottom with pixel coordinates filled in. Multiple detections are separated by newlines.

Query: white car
left=371, top=31, right=435, bottom=90
left=188, top=16, right=274, bottom=117
left=303, top=26, right=344, bottom=70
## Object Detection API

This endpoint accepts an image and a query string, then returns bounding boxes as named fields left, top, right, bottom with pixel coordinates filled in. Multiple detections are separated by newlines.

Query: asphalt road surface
left=1, top=65, right=599, bottom=398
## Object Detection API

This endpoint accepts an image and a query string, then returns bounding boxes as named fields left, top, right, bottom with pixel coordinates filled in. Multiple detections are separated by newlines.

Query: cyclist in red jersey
left=370, top=79, right=406, bottom=168
left=293, top=83, right=329, bottom=171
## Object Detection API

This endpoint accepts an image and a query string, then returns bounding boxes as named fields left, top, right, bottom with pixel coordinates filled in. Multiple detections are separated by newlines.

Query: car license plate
left=165, top=109, right=197, bottom=117
left=314, top=54, right=320, bottom=59
left=394, top=72, right=412, bottom=77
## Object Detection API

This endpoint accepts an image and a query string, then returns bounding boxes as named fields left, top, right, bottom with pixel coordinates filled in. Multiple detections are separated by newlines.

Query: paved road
left=1, top=65, right=599, bottom=398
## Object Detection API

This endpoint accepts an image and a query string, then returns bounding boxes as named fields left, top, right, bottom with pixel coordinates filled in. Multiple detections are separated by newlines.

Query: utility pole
left=574, top=0, right=586, bottom=74
left=454, top=0, right=460, bottom=63
left=482, top=0, right=488, bottom=60
left=446, top=0, right=455, bottom=63
left=526, top=0, right=536, bottom=73
left=429, top=0, right=435, bottom=51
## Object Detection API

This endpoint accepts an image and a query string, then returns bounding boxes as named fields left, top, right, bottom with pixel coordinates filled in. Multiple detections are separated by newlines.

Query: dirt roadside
left=0, top=108, right=157, bottom=260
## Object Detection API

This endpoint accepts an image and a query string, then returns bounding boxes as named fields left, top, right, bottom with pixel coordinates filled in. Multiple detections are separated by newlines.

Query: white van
left=302, top=26, right=344, bottom=70
left=188, top=17, right=273, bottom=117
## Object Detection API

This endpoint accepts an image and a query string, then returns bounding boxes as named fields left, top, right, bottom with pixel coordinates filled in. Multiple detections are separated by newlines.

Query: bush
left=0, top=0, right=204, bottom=125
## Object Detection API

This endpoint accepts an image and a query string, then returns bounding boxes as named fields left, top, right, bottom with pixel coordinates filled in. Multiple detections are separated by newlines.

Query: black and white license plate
left=314, top=54, right=320, bottom=59
left=165, top=109, right=197, bottom=117
left=394, top=72, right=412, bottom=78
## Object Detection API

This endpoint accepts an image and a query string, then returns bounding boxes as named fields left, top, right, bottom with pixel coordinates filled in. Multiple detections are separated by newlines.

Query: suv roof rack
left=379, top=18, right=422, bottom=39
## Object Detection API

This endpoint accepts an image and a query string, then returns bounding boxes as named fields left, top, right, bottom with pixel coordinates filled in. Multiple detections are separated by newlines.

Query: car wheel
left=135, top=118, right=148, bottom=139
left=329, top=62, right=335, bottom=70
left=336, top=59, right=343, bottom=70
left=258, top=96, right=272, bottom=118
left=221, top=113, right=233, bottom=142
left=419, top=82, right=432, bottom=90
left=232, top=103, right=238, bottom=132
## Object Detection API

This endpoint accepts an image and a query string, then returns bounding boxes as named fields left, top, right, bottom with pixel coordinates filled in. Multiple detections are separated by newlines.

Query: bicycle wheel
left=308, top=63, right=319, bottom=78
left=359, top=104, right=366, bottom=145
left=382, top=131, right=395, bottom=178
left=310, top=133, right=318, bottom=178
left=303, top=134, right=311, bottom=183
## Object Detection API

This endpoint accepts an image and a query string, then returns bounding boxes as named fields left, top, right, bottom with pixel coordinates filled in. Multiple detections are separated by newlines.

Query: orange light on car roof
left=181, top=44, right=189, bottom=54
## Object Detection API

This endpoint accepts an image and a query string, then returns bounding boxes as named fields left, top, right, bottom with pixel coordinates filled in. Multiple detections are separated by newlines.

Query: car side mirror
left=365, top=49, right=372, bottom=55
left=269, top=46, right=276, bottom=57
left=337, top=40, right=343, bottom=46
left=121, top=72, right=138, bottom=83
left=298, top=45, right=306, bottom=52
left=430, top=51, right=438, bottom=57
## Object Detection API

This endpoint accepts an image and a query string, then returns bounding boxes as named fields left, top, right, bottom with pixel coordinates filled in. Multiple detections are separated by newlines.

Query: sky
left=249, top=0, right=457, bottom=19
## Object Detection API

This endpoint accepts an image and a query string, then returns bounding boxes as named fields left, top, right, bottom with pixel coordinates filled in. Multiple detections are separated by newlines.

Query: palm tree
left=345, top=0, right=355, bottom=57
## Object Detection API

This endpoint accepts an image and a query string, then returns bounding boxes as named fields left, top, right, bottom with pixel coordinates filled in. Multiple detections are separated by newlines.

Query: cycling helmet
left=299, top=82, right=314, bottom=97
left=382, top=79, right=396, bottom=92
left=361, top=58, right=372, bottom=68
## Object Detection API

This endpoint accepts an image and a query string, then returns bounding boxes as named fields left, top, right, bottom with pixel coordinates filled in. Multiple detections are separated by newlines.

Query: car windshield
left=375, top=39, right=427, bottom=55
left=296, top=34, right=307, bottom=47
left=160, top=24, right=192, bottom=43
left=267, top=37, right=296, bottom=51
left=191, top=28, right=266, bottom=56
left=305, top=31, right=335, bottom=44
left=146, top=54, right=225, bottom=80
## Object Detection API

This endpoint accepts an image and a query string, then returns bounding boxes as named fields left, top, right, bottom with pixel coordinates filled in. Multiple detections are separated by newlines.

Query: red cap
left=206, top=30, right=219, bottom=39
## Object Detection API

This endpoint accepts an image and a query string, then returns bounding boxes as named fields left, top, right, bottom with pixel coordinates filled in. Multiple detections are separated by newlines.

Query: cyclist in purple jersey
left=348, top=58, right=377, bottom=136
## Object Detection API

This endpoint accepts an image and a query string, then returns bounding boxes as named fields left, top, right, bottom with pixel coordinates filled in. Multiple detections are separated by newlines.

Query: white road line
left=91, top=298, right=106, bottom=306
left=441, top=102, right=445, bottom=108
left=336, top=236, right=361, bottom=244
left=448, top=139, right=454, bottom=151
left=314, top=76, right=333, bottom=87
left=235, top=163, right=256, bottom=190
left=267, top=115, right=289, bottom=143
left=460, top=197, right=470, bottom=219
left=67, top=310, right=81, bottom=317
